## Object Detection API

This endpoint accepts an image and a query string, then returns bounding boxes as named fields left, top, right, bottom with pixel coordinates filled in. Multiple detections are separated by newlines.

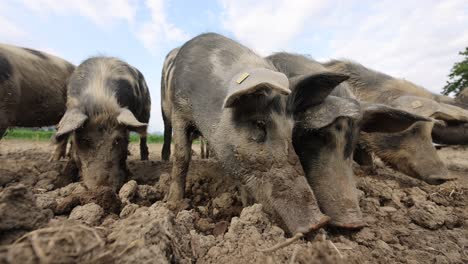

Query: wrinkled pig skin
left=268, top=53, right=429, bottom=228
left=0, top=44, right=75, bottom=159
left=325, top=59, right=459, bottom=184
left=159, top=33, right=367, bottom=234
left=54, top=57, right=151, bottom=192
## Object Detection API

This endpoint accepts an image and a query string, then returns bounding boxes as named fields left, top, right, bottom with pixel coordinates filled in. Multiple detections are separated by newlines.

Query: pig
left=53, top=57, right=151, bottom=191
left=161, top=33, right=354, bottom=234
left=324, top=60, right=468, bottom=146
left=200, top=136, right=211, bottom=159
left=0, top=44, right=75, bottom=158
left=267, top=52, right=428, bottom=227
left=324, top=60, right=461, bottom=184
left=161, top=48, right=179, bottom=161
left=455, top=87, right=468, bottom=108
left=160, top=48, right=212, bottom=160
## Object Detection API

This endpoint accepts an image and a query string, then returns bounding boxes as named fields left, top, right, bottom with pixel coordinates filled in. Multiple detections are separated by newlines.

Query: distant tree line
left=443, top=47, right=468, bottom=95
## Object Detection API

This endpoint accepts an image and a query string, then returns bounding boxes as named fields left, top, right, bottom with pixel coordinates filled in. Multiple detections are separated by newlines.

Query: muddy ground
left=0, top=140, right=467, bottom=263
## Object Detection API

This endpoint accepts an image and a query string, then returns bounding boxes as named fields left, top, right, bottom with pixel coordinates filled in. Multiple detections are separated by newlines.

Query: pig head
left=55, top=107, right=147, bottom=191
left=289, top=75, right=429, bottom=228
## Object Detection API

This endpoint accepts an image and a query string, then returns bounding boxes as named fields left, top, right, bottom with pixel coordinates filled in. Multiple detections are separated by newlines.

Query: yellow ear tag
left=236, top=72, right=250, bottom=84
left=411, top=100, right=422, bottom=109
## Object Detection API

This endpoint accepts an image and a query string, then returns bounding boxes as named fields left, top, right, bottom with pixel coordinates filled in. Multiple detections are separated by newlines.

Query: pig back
left=170, top=33, right=274, bottom=137
left=67, top=57, right=150, bottom=123
left=267, top=53, right=355, bottom=99
left=0, top=44, right=74, bottom=127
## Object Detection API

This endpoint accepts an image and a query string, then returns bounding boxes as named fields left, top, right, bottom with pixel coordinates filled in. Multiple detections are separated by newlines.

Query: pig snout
left=425, top=172, right=457, bottom=185
left=80, top=161, right=127, bottom=192
left=246, top=167, right=330, bottom=235
left=307, top=162, right=366, bottom=230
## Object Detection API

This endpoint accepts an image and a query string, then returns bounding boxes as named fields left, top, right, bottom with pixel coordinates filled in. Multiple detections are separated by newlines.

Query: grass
left=3, top=128, right=55, bottom=141
left=2, top=128, right=166, bottom=144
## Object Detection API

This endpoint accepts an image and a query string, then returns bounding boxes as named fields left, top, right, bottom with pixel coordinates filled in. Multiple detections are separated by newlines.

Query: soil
left=0, top=140, right=467, bottom=263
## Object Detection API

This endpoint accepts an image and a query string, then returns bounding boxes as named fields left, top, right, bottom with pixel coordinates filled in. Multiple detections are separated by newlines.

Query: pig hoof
left=309, top=215, right=331, bottom=231
left=49, top=155, right=60, bottom=162
left=166, top=185, right=184, bottom=204
left=425, top=174, right=457, bottom=185
left=330, top=220, right=367, bottom=230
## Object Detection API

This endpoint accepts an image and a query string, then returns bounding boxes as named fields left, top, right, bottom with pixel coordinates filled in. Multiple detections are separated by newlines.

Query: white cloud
left=0, top=2, right=27, bottom=41
left=219, top=0, right=329, bottom=55
left=19, top=0, right=138, bottom=27
left=0, top=16, right=27, bottom=41
left=136, top=0, right=189, bottom=54
left=219, top=0, right=468, bottom=94
left=326, top=0, right=468, bottom=93
left=0, top=2, right=64, bottom=56
left=17, top=0, right=188, bottom=55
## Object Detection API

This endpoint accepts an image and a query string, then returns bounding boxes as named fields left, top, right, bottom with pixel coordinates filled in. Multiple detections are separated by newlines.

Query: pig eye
left=257, top=120, right=266, bottom=131
left=253, top=120, right=267, bottom=142
left=335, top=123, right=342, bottom=131
left=76, top=136, right=92, bottom=148
left=113, top=137, right=123, bottom=145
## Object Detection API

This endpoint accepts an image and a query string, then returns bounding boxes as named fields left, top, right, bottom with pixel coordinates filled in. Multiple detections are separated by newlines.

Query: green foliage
left=3, top=128, right=55, bottom=141
left=3, top=128, right=165, bottom=143
left=442, top=47, right=468, bottom=95
left=129, top=133, right=164, bottom=143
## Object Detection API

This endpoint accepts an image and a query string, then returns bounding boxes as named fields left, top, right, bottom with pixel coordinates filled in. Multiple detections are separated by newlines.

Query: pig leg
left=140, top=135, right=149, bottom=160
left=167, top=117, right=193, bottom=202
left=200, top=137, right=206, bottom=159
left=354, top=144, right=374, bottom=167
left=206, top=143, right=210, bottom=159
left=67, top=140, right=73, bottom=158
left=0, top=127, right=6, bottom=140
left=0, top=112, right=8, bottom=140
left=161, top=111, right=172, bottom=161
left=50, top=135, right=69, bottom=161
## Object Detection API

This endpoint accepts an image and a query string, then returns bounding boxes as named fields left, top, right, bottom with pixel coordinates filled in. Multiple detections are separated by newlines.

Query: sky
left=1, top=0, right=467, bottom=133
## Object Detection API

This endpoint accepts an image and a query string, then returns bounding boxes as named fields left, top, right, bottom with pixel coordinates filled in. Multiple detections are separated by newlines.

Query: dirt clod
left=0, top=141, right=467, bottom=263
left=69, top=203, right=104, bottom=226
left=0, top=184, right=52, bottom=244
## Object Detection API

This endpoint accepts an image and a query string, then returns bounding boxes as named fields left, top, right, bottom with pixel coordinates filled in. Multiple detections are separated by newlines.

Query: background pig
left=54, top=57, right=151, bottom=191
left=161, top=33, right=354, bottom=234
left=325, top=60, right=468, bottom=146
left=160, top=47, right=179, bottom=161
left=267, top=53, right=428, bottom=228
left=455, top=87, right=468, bottom=108
left=160, top=48, right=212, bottom=160
left=325, top=60, right=461, bottom=183
left=0, top=44, right=75, bottom=158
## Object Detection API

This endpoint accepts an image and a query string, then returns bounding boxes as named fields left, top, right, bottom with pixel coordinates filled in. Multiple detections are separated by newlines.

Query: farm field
left=0, top=139, right=467, bottom=263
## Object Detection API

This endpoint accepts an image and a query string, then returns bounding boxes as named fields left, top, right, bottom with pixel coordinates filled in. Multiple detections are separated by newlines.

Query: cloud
left=17, top=0, right=188, bottom=55
left=0, top=16, right=27, bottom=41
left=0, top=2, right=27, bottom=41
left=326, top=0, right=468, bottom=93
left=219, top=0, right=329, bottom=55
left=19, top=0, right=138, bottom=27
left=219, top=0, right=468, bottom=94
left=136, top=0, right=189, bottom=54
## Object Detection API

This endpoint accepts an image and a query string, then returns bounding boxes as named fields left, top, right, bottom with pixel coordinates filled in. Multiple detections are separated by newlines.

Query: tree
left=442, top=47, right=468, bottom=95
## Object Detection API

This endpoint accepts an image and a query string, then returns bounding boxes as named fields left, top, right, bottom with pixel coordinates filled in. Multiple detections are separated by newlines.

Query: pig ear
left=361, top=103, right=430, bottom=133
left=223, top=69, right=290, bottom=108
left=287, top=72, right=349, bottom=114
left=55, top=108, right=88, bottom=140
left=117, top=108, right=148, bottom=135
left=391, top=96, right=468, bottom=123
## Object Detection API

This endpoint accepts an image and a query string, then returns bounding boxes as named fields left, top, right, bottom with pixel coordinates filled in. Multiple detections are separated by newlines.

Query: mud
left=0, top=140, right=467, bottom=263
